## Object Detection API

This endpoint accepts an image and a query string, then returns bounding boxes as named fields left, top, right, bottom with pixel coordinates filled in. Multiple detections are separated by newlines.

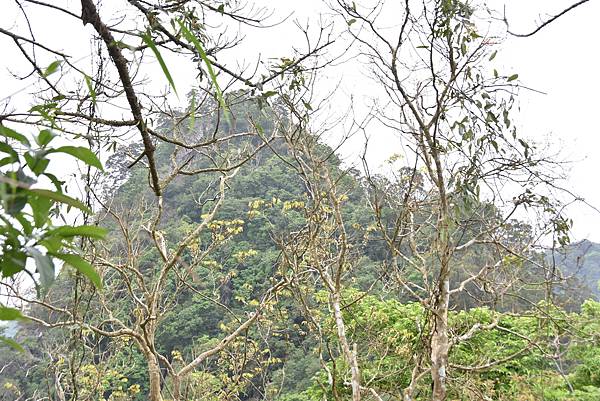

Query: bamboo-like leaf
left=53, top=253, right=102, bottom=289
left=0, top=335, right=24, bottom=352
left=27, top=189, right=91, bottom=213
left=0, top=126, right=31, bottom=147
left=84, top=74, right=97, bottom=104
left=48, top=146, right=103, bottom=170
left=142, top=31, right=178, bottom=95
left=43, top=60, right=62, bottom=77
left=50, top=224, right=108, bottom=240
left=177, top=20, right=230, bottom=124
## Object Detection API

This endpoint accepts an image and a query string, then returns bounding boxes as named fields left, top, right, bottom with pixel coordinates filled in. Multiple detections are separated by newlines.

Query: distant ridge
left=549, top=239, right=600, bottom=299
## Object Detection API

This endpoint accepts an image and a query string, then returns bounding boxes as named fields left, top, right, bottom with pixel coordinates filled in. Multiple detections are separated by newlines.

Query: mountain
left=551, top=239, right=600, bottom=299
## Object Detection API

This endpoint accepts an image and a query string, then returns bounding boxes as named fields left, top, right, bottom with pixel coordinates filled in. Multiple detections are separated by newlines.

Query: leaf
left=29, top=195, right=54, bottom=227
left=43, top=172, right=64, bottom=191
left=2, top=250, right=26, bottom=277
left=0, top=306, right=25, bottom=320
left=27, top=247, right=55, bottom=288
left=0, top=156, right=15, bottom=167
left=24, top=151, right=50, bottom=175
left=15, top=214, right=33, bottom=236
left=489, top=50, right=497, bottom=61
left=26, top=189, right=91, bottom=213
left=36, top=129, right=57, bottom=147
left=43, top=60, right=62, bottom=77
left=39, top=235, right=63, bottom=254
left=0, top=336, right=24, bottom=352
left=84, top=74, right=97, bottom=104
left=0, top=126, right=31, bottom=147
left=53, top=253, right=102, bottom=289
left=48, top=146, right=103, bottom=170
left=51, top=225, right=107, bottom=240
left=142, top=31, right=178, bottom=95
left=507, top=74, right=519, bottom=82
left=177, top=20, right=231, bottom=124
left=0, top=142, right=18, bottom=162
left=347, top=18, right=356, bottom=26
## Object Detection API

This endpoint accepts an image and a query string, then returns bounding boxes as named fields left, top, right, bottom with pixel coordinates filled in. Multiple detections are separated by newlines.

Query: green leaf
left=43, top=172, right=64, bottom=191
left=48, top=146, right=103, bottom=170
left=0, top=142, right=18, bottom=162
left=53, top=253, right=102, bottom=289
left=507, top=74, right=519, bottom=82
left=0, top=335, right=24, bottom=352
left=3, top=190, right=28, bottom=216
left=43, top=60, right=62, bottom=77
left=26, top=189, right=91, bottom=213
left=2, top=250, right=27, bottom=277
left=24, top=151, right=50, bottom=175
left=142, top=31, right=178, bottom=95
left=29, top=194, right=54, bottom=227
left=177, top=20, right=230, bottom=124
left=347, top=18, right=356, bottom=26
left=15, top=214, right=33, bottom=236
left=84, top=74, right=97, bottom=104
left=0, top=156, right=15, bottom=167
left=39, top=235, right=63, bottom=254
left=0, top=126, right=31, bottom=147
left=27, top=247, right=55, bottom=288
left=0, top=306, right=25, bottom=320
left=36, top=129, right=57, bottom=147
left=489, top=50, right=497, bottom=61
left=51, top=225, right=107, bottom=240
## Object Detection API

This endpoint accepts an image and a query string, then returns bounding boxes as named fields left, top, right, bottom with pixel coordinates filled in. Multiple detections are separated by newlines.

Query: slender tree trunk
left=428, top=135, right=451, bottom=401
left=146, top=353, right=163, bottom=401
left=172, top=374, right=181, bottom=401
left=331, top=292, right=361, bottom=401
left=430, top=269, right=450, bottom=401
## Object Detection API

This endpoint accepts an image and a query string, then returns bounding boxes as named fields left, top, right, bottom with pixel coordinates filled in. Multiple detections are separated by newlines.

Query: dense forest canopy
left=0, top=1, right=598, bottom=401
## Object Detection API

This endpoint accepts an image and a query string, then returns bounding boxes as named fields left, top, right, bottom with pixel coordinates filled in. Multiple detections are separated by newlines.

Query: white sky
left=1, top=0, right=599, bottom=241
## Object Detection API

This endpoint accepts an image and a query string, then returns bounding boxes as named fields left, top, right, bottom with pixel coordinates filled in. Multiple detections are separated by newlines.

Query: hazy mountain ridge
left=551, top=239, right=600, bottom=299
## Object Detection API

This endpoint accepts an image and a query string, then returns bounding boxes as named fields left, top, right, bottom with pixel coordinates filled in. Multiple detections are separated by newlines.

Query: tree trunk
left=430, top=263, right=450, bottom=401
left=172, top=374, right=181, bottom=401
left=147, top=354, right=163, bottom=401
left=332, top=292, right=361, bottom=401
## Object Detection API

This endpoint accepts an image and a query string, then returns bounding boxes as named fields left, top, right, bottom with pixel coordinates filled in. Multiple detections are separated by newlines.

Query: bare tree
left=0, top=1, right=333, bottom=400
left=325, top=1, right=575, bottom=400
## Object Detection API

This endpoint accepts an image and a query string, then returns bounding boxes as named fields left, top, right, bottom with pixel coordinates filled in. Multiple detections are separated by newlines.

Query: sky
left=1, top=0, right=599, bottom=241
left=496, top=0, right=600, bottom=241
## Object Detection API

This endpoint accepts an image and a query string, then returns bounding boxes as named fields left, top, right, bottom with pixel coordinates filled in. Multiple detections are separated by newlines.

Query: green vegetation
left=2, top=109, right=599, bottom=399
left=1, top=1, right=597, bottom=400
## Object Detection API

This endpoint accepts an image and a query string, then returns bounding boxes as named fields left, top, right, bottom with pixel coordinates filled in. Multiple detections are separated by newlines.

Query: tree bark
left=146, top=353, right=163, bottom=401
left=331, top=292, right=361, bottom=401
left=430, top=272, right=450, bottom=401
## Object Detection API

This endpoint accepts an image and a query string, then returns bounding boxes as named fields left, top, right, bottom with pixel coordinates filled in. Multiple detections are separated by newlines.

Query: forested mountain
left=2, top=95, right=600, bottom=401
left=1, top=1, right=598, bottom=401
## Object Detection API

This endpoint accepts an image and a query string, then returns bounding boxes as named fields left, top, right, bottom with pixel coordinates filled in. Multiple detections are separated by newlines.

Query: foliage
left=0, top=122, right=105, bottom=348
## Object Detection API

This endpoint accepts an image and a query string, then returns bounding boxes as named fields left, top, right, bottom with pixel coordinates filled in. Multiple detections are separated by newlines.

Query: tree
left=1, top=1, right=330, bottom=399
left=324, top=1, right=575, bottom=399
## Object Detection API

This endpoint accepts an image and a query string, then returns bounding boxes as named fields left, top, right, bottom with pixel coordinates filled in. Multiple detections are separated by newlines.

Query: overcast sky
left=1, top=0, right=599, bottom=241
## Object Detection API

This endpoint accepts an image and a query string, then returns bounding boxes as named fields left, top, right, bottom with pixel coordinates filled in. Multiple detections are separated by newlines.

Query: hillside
left=551, top=239, right=600, bottom=299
